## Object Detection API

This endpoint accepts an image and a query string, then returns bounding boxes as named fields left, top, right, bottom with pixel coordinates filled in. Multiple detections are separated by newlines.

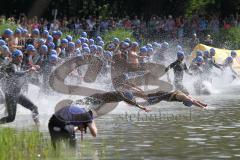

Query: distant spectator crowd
left=1, top=13, right=240, bottom=42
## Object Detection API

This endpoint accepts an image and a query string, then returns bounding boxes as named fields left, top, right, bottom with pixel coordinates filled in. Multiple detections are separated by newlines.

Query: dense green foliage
left=185, top=0, right=217, bottom=16
left=102, top=28, right=136, bottom=43
left=0, top=19, right=17, bottom=35
left=213, top=27, right=240, bottom=49
left=1, top=0, right=239, bottom=18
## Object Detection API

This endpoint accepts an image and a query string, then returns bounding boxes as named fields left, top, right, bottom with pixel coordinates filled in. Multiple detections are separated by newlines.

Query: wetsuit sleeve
left=230, top=66, right=238, bottom=76
left=210, top=60, right=221, bottom=69
left=119, top=93, right=140, bottom=107
left=184, top=63, right=191, bottom=75
left=0, top=67, right=5, bottom=79
left=189, top=63, right=194, bottom=71
left=9, top=64, right=28, bottom=76
left=165, top=61, right=177, bottom=72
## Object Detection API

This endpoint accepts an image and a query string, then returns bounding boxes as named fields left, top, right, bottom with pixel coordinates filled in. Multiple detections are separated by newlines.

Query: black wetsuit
left=73, top=91, right=139, bottom=115
left=146, top=90, right=187, bottom=106
left=166, top=60, right=190, bottom=95
left=42, top=60, right=54, bottom=94
left=86, top=91, right=138, bottom=108
left=48, top=106, right=92, bottom=148
left=190, top=63, right=208, bottom=94
left=0, top=62, right=39, bottom=124
left=203, top=57, right=221, bottom=81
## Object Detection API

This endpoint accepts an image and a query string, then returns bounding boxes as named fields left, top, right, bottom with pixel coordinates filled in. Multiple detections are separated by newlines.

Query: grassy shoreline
left=0, top=127, right=102, bottom=160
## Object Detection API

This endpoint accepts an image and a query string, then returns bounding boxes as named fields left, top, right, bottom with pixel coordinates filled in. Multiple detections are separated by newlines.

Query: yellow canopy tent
left=192, top=44, right=240, bottom=74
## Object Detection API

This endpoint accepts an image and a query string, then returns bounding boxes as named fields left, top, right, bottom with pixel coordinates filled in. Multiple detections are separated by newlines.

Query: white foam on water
left=204, top=106, right=217, bottom=110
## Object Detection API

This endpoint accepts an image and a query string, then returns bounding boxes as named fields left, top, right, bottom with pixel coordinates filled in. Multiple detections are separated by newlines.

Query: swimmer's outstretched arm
left=121, top=95, right=151, bottom=112
left=184, top=95, right=207, bottom=108
left=88, top=121, right=97, bottom=137
left=191, top=99, right=207, bottom=108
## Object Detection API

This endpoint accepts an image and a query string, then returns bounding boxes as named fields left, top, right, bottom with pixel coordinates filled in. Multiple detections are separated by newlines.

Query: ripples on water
left=1, top=84, right=240, bottom=159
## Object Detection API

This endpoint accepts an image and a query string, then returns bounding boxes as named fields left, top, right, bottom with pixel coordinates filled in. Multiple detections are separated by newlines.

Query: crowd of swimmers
left=0, top=27, right=238, bottom=148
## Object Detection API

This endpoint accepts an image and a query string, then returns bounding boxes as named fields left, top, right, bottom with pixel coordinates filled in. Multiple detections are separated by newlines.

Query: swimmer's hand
left=143, top=107, right=151, bottom=112
left=34, top=65, right=40, bottom=70
left=27, top=66, right=38, bottom=73
left=137, top=105, right=151, bottom=112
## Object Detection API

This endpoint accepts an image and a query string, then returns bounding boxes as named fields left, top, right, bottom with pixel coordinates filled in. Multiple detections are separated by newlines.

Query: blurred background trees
left=0, top=0, right=240, bottom=19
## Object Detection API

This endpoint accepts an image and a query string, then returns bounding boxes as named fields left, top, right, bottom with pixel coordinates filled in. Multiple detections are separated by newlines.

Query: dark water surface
left=2, top=87, right=240, bottom=160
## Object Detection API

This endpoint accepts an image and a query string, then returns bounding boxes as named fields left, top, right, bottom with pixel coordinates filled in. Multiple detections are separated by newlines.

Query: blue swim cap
left=96, top=36, right=102, bottom=42
left=75, top=39, right=81, bottom=45
left=69, top=104, right=93, bottom=123
left=161, top=42, right=169, bottom=49
left=0, top=40, right=6, bottom=46
left=146, top=43, right=153, bottom=49
left=147, top=47, right=154, bottom=53
left=40, top=45, right=48, bottom=53
left=196, top=50, right=203, bottom=57
left=177, top=45, right=183, bottom=51
left=99, top=41, right=105, bottom=47
left=131, top=42, right=139, bottom=47
left=47, top=35, right=53, bottom=42
left=81, top=31, right=87, bottom=38
left=69, top=105, right=87, bottom=114
left=48, top=42, right=55, bottom=49
left=1, top=45, right=10, bottom=53
left=15, top=28, right=22, bottom=34
left=113, top=37, right=120, bottom=44
left=210, top=48, right=215, bottom=56
left=231, top=50, right=237, bottom=58
left=153, top=42, right=161, bottom=49
left=38, top=39, right=45, bottom=45
left=226, top=56, right=233, bottom=64
left=26, top=44, right=36, bottom=52
left=196, top=56, right=204, bottom=64
left=50, top=49, right=58, bottom=55
left=68, top=42, right=75, bottom=48
left=140, top=46, right=148, bottom=53
left=66, top=35, right=73, bottom=42
left=61, top=38, right=68, bottom=44
left=43, top=30, right=49, bottom=36
left=52, top=31, right=57, bottom=36
left=22, top=29, right=28, bottom=34
left=12, top=49, right=23, bottom=58
left=82, top=43, right=89, bottom=48
left=124, top=38, right=131, bottom=43
left=56, top=31, right=62, bottom=37
left=122, top=42, right=129, bottom=48
left=177, top=51, right=185, bottom=59
left=80, top=37, right=85, bottom=43
left=97, top=46, right=103, bottom=52
left=203, top=50, right=209, bottom=57
left=89, top=39, right=94, bottom=45
left=4, top=29, right=13, bottom=36
left=83, top=47, right=90, bottom=54
left=104, top=51, right=113, bottom=58
left=108, top=43, right=116, bottom=50
left=32, top=29, right=40, bottom=35
left=49, top=53, right=58, bottom=62
left=90, top=45, right=97, bottom=52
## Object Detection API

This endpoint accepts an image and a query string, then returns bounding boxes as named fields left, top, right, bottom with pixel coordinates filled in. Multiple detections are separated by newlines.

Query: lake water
left=2, top=84, right=240, bottom=160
